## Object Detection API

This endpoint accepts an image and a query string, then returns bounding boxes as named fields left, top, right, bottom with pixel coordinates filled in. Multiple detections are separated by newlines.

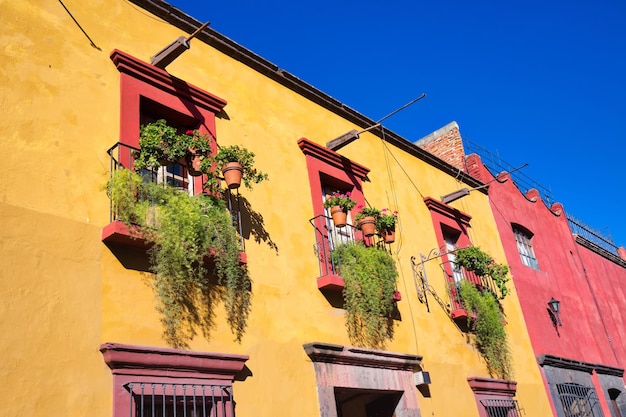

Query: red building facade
left=418, top=122, right=626, bottom=417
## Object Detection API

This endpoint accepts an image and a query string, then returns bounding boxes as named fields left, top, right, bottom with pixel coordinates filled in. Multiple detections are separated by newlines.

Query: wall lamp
left=548, top=297, right=562, bottom=326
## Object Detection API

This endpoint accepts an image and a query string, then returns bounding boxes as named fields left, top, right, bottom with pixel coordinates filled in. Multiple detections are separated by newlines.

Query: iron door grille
left=556, top=383, right=603, bottom=417
left=480, top=399, right=523, bottom=417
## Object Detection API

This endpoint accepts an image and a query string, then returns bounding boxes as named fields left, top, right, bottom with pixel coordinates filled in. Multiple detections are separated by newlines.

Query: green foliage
left=202, top=144, right=269, bottom=192
left=106, top=169, right=251, bottom=347
left=455, top=246, right=510, bottom=299
left=323, top=192, right=357, bottom=210
left=459, top=280, right=512, bottom=380
left=334, top=241, right=397, bottom=349
left=354, top=205, right=381, bottom=222
left=134, top=120, right=213, bottom=171
left=375, top=208, right=398, bottom=230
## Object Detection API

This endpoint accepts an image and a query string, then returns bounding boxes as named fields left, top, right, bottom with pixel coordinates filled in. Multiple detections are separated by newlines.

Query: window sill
left=317, top=274, right=345, bottom=291
left=316, top=274, right=402, bottom=302
left=102, top=220, right=247, bottom=264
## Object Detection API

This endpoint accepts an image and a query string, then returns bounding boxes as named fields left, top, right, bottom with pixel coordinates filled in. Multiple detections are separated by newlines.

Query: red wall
left=466, top=154, right=625, bottom=370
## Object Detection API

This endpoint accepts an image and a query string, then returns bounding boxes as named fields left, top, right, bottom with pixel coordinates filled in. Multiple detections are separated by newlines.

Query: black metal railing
left=567, top=214, right=619, bottom=256
left=309, top=214, right=385, bottom=278
left=442, top=260, right=502, bottom=311
left=123, top=382, right=234, bottom=417
left=106, top=142, right=244, bottom=251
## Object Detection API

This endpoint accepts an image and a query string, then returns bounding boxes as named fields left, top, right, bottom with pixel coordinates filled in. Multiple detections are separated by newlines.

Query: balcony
left=309, top=214, right=387, bottom=292
left=102, top=142, right=245, bottom=264
left=444, top=261, right=503, bottom=322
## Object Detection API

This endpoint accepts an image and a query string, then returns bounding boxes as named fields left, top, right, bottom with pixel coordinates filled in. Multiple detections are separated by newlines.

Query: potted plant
left=333, top=241, right=397, bottom=349
left=183, top=128, right=213, bottom=176
left=354, top=205, right=380, bottom=237
left=455, top=246, right=510, bottom=299
left=203, top=145, right=269, bottom=191
left=134, top=119, right=190, bottom=170
left=105, top=171, right=252, bottom=348
left=323, top=191, right=357, bottom=228
left=376, top=208, right=398, bottom=243
left=459, top=279, right=512, bottom=380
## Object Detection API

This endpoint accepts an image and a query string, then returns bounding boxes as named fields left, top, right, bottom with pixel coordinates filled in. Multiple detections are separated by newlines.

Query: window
left=125, top=382, right=233, bottom=417
left=468, top=377, right=520, bottom=417
left=100, top=342, right=248, bottom=417
left=481, top=399, right=522, bottom=417
left=103, top=50, right=227, bottom=247
left=556, top=383, right=603, bottom=417
left=513, top=225, right=539, bottom=270
left=299, top=138, right=369, bottom=290
left=424, top=197, right=473, bottom=316
left=443, top=230, right=464, bottom=286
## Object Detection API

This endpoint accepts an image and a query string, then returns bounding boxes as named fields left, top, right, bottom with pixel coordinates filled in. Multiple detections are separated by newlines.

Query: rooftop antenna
left=150, top=21, right=210, bottom=69
left=326, top=93, right=427, bottom=151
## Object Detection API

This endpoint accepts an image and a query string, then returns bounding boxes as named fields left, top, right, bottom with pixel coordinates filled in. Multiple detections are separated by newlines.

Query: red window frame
left=100, top=342, right=248, bottom=417
left=103, top=50, right=227, bottom=247
left=298, top=138, right=370, bottom=290
left=424, top=197, right=473, bottom=317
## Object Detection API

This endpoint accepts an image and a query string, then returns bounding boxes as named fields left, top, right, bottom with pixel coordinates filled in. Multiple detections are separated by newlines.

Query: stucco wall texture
left=0, top=1, right=552, bottom=417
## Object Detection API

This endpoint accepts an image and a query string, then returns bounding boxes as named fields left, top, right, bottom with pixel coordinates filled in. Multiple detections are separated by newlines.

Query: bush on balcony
left=333, top=241, right=397, bottom=349
left=106, top=169, right=251, bottom=347
left=455, top=246, right=510, bottom=299
left=459, top=279, right=512, bottom=380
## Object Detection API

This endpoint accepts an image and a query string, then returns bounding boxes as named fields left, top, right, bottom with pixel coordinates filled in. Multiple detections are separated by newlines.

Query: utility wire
left=58, top=0, right=101, bottom=50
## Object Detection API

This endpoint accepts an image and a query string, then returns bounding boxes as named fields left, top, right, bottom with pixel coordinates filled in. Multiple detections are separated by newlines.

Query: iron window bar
left=556, top=383, right=603, bottom=417
left=106, top=142, right=244, bottom=246
left=123, top=382, right=234, bottom=417
left=480, top=398, right=523, bottom=417
left=309, top=214, right=386, bottom=278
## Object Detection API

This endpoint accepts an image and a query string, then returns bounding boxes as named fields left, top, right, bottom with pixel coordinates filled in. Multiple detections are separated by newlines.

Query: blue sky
left=166, top=0, right=626, bottom=248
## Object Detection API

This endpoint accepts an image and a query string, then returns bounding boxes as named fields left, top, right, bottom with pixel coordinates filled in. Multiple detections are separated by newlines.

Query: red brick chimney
left=414, top=121, right=466, bottom=172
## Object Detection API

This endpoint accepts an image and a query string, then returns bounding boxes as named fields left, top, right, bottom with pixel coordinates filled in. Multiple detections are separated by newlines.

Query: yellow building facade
left=0, top=1, right=553, bottom=416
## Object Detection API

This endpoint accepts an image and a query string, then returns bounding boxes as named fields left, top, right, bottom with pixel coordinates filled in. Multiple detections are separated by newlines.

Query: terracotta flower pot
left=358, top=216, right=376, bottom=237
left=330, top=206, right=348, bottom=228
left=380, top=225, right=396, bottom=244
left=222, top=161, right=243, bottom=189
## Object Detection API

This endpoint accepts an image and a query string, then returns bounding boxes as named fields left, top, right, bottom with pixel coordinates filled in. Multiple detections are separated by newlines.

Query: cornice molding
left=303, top=342, right=421, bottom=371
left=110, top=49, right=227, bottom=114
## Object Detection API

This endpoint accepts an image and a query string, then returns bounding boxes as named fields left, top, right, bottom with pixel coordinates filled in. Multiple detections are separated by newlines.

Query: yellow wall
left=0, top=1, right=552, bottom=416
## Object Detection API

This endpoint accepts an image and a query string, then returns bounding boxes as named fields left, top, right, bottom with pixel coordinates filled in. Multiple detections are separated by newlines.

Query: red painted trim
left=423, top=197, right=472, bottom=226
left=467, top=376, right=517, bottom=396
left=298, top=138, right=370, bottom=180
left=101, top=342, right=248, bottom=417
left=102, top=220, right=150, bottom=249
left=317, top=274, right=345, bottom=291
left=424, top=196, right=473, bottom=312
left=100, top=342, right=248, bottom=379
left=299, top=138, right=371, bottom=289
left=110, top=50, right=227, bottom=114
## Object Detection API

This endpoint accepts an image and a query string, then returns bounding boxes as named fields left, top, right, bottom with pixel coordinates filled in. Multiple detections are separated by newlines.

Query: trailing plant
left=323, top=191, right=357, bottom=211
left=455, top=246, right=510, bottom=299
left=134, top=120, right=214, bottom=171
left=202, top=144, right=269, bottom=193
left=459, top=279, right=512, bottom=380
left=105, top=169, right=251, bottom=347
left=334, top=241, right=397, bottom=349
left=376, top=208, right=398, bottom=230
left=354, top=205, right=381, bottom=222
